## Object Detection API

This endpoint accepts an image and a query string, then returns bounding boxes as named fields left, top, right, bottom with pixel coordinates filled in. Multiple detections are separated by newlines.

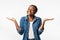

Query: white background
left=0, top=0, right=60, bottom=40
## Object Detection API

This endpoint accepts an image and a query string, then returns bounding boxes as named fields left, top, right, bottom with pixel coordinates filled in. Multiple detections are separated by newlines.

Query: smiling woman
left=6, top=4, right=54, bottom=40
left=0, top=0, right=60, bottom=40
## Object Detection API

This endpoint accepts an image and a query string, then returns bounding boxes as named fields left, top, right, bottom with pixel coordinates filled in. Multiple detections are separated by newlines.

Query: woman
left=7, top=5, right=54, bottom=40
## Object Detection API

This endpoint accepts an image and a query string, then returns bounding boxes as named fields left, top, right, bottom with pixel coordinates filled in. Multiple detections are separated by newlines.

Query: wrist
left=13, top=20, right=17, bottom=23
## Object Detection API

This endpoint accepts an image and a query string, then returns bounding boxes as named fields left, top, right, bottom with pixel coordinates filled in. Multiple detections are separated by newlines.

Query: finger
left=47, top=19, right=53, bottom=21
left=6, top=17, right=11, bottom=20
left=48, top=18, right=54, bottom=20
left=6, top=17, right=13, bottom=21
left=52, top=18, right=54, bottom=20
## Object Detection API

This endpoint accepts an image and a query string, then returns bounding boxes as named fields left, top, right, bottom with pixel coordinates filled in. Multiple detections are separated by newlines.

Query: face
left=27, top=6, right=36, bottom=16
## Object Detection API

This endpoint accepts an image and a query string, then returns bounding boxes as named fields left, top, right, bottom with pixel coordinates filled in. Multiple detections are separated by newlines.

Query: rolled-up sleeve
left=38, top=28, right=44, bottom=35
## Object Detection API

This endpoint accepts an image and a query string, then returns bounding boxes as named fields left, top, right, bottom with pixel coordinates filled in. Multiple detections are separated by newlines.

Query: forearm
left=14, top=21, right=20, bottom=32
left=40, top=20, right=46, bottom=30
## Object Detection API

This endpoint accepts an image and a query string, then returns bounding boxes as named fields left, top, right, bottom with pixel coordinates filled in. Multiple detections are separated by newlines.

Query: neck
left=28, top=15, right=35, bottom=22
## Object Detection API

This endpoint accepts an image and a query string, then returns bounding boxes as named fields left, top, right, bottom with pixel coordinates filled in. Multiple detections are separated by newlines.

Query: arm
left=7, top=17, right=20, bottom=32
left=40, top=18, right=54, bottom=30
left=38, top=18, right=54, bottom=35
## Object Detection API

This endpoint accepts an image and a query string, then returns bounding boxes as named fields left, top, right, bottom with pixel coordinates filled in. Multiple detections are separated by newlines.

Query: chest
left=23, top=20, right=40, bottom=31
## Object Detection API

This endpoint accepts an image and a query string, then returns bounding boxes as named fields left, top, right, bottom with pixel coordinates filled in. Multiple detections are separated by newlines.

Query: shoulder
left=20, top=16, right=26, bottom=19
left=20, top=16, right=26, bottom=21
left=35, top=16, right=42, bottom=23
left=36, top=16, right=42, bottom=20
left=34, top=16, right=42, bottom=25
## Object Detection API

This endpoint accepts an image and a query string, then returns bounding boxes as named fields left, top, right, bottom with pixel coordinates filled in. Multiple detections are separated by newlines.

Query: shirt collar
left=25, top=15, right=39, bottom=21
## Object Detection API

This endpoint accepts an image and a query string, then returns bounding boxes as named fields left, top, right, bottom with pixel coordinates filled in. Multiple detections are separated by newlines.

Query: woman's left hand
left=44, top=18, right=54, bottom=21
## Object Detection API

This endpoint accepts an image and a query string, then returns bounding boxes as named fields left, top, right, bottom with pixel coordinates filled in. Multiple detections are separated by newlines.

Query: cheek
left=27, top=11, right=30, bottom=15
left=27, top=10, right=30, bottom=13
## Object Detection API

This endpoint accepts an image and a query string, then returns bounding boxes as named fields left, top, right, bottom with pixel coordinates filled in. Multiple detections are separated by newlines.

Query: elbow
left=38, top=28, right=44, bottom=35
left=17, top=29, right=24, bottom=35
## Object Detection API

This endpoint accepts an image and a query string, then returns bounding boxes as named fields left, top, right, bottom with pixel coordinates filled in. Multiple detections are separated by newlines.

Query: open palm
left=44, top=18, right=54, bottom=21
left=6, top=17, right=16, bottom=22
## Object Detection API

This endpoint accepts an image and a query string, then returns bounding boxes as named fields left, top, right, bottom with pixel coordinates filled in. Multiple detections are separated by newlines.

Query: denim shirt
left=17, top=15, right=44, bottom=40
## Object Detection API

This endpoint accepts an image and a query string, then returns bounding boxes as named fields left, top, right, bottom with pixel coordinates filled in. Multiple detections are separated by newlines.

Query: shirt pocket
left=24, top=22, right=29, bottom=31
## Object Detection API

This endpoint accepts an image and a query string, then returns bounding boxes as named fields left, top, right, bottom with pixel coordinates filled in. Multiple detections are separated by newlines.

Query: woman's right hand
left=6, top=17, right=20, bottom=31
left=6, top=17, right=16, bottom=22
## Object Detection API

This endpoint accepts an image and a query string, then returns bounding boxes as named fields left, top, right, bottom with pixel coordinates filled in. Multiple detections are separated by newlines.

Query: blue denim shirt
left=17, top=15, right=44, bottom=40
